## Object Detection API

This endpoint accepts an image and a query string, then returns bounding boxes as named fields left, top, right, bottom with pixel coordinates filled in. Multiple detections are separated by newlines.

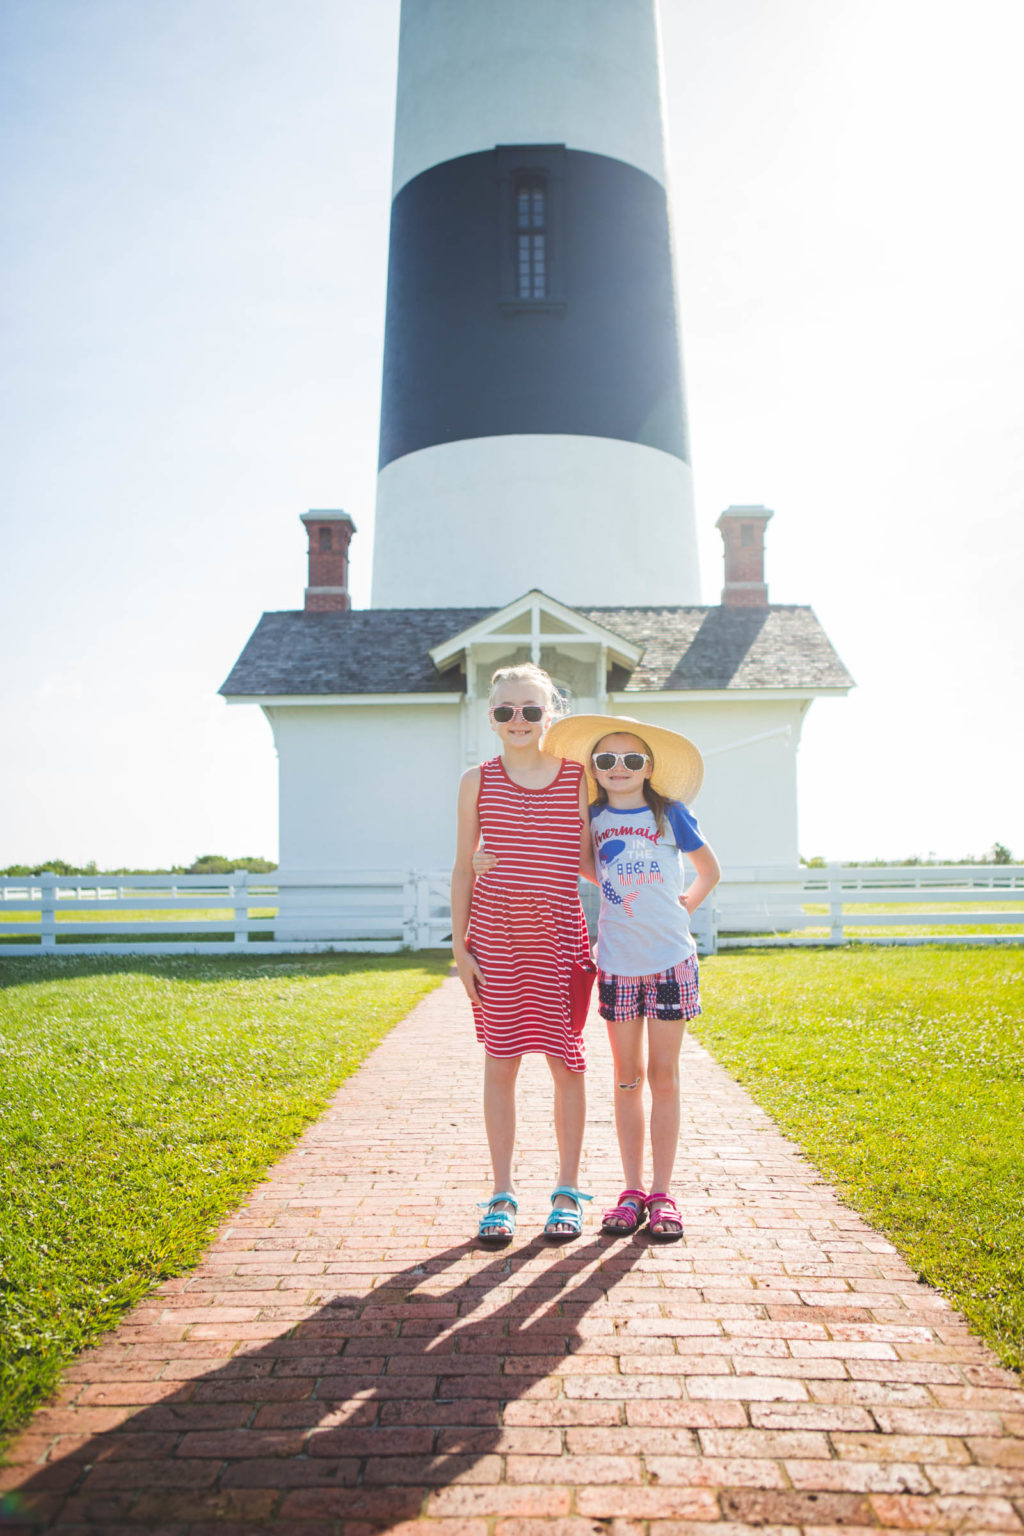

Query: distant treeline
left=0, top=855, right=278, bottom=877
left=802, top=843, right=1015, bottom=868
left=2, top=847, right=1017, bottom=877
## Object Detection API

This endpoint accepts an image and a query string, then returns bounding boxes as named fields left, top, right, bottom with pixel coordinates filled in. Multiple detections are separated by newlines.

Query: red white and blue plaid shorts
left=597, top=955, right=701, bottom=1023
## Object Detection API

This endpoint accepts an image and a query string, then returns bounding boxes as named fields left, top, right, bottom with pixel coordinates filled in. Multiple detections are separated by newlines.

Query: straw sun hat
left=543, top=715, right=704, bottom=805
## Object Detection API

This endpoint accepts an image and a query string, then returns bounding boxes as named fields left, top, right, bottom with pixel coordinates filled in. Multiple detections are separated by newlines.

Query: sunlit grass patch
left=0, top=908, right=280, bottom=945
left=696, top=948, right=1024, bottom=1373
left=0, top=952, right=448, bottom=1446
left=797, top=900, right=1024, bottom=939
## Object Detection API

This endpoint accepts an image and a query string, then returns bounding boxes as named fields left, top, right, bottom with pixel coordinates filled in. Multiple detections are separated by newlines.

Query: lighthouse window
left=497, top=146, right=565, bottom=308
left=516, top=180, right=547, bottom=300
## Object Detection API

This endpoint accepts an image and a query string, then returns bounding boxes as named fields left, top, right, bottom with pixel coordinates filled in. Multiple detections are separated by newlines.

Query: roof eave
left=610, top=685, right=854, bottom=703
left=221, top=691, right=465, bottom=706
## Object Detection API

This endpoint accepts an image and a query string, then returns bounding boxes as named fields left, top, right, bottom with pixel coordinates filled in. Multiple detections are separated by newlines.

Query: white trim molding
left=223, top=693, right=465, bottom=708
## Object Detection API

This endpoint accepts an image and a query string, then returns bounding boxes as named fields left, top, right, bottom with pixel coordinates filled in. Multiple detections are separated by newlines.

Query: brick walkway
left=3, top=976, right=1023, bottom=1535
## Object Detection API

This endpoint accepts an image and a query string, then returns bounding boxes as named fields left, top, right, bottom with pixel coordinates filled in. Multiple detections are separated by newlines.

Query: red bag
left=569, top=956, right=598, bottom=1034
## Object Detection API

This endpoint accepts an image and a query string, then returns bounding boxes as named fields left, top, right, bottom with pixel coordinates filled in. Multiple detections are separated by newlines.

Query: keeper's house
left=219, top=506, right=852, bottom=877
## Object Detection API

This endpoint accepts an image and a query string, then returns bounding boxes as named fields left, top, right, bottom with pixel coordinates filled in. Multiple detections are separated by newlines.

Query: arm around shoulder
left=578, top=775, right=596, bottom=884
left=451, top=767, right=481, bottom=946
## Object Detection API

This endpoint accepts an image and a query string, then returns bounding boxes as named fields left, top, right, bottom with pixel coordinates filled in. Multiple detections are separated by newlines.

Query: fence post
left=232, top=870, right=249, bottom=944
left=40, top=872, right=57, bottom=950
left=828, top=863, right=844, bottom=943
left=415, top=872, right=434, bottom=950
left=689, top=893, right=716, bottom=956
left=401, top=872, right=418, bottom=949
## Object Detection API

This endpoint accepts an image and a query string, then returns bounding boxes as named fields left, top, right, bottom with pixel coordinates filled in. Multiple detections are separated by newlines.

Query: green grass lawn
left=0, top=953, right=448, bottom=1447
left=795, top=900, right=1024, bottom=940
left=696, top=947, right=1024, bottom=1373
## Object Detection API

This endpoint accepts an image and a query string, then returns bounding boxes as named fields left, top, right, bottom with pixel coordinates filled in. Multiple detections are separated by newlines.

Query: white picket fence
left=1, top=865, right=1022, bottom=957
left=0, top=871, right=452, bottom=956
left=713, top=863, right=1024, bottom=950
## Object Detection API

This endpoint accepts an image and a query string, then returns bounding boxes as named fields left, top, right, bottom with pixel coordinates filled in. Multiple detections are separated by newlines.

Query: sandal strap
left=647, top=1192, right=683, bottom=1225
left=548, top=1186, right=592, bottom=1210
left=476, top=1192, right=519, bottom=1212
left=602, top=1198, right=644, bottom=1230
left=545, top=1208, right=583, bottom=1233
left=478, top=1211, right=515, bottom=1230
left=604, top=1189, right=646, bottom=1220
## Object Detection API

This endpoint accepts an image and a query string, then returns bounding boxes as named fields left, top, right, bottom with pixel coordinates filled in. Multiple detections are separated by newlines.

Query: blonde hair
left=591, top=731, right=670, bottom=835
left=488, top=663, right=567, bottom=719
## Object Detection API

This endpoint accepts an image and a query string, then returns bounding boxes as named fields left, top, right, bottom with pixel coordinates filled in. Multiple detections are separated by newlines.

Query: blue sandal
left=544, top=1186, right=592, bottom=1242
left=477, top=1191, right=518, bottom=1245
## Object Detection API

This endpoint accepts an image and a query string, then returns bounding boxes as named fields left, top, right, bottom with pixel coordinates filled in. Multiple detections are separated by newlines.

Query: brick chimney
left=716, top=505, right=773, bottom=607
left=301, top=511, right=356, bottom=612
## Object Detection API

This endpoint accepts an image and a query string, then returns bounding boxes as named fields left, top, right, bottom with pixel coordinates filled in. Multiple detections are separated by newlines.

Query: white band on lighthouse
left=373, top=435, right=700, bottom=610
left=391, top=0, right=670, bottom=197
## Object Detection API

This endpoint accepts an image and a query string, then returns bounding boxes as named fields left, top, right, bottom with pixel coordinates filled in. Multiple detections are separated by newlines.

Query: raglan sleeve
left=665, top=800, right=705, bottom=852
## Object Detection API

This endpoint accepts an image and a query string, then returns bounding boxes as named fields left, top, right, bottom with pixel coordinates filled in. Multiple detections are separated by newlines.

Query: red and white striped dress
left=469, top=755, right=590, bottom=1072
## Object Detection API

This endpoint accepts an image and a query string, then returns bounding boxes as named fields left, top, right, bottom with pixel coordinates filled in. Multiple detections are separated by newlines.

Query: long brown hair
left=591, top=733, right=669, bottom=836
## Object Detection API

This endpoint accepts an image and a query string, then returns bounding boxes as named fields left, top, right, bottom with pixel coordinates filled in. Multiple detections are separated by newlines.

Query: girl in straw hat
left=481, top=714, right=720, bottom=1240
left=452, top=664, right=597, bottom=1246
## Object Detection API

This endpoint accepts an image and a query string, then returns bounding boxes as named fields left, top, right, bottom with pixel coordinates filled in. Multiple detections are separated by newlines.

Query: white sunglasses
left=591, top=751, right=651, bottom=772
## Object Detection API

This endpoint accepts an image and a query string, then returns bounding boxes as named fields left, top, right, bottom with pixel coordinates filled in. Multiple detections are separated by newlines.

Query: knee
left=546, top=1055, right=583, bottom=1088
left=487, top=1054, right=521, bottom=1085
left=615, top=1066, right=645, bottom=1093
left=647, top=1065, right=679, bottom=1099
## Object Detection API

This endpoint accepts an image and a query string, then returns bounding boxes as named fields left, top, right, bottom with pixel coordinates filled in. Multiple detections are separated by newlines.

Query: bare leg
left=647, top=1020, right=687, bottom=1234
left=604, top=1018, right=645, bottom=1228
left=483, top=1053, right=521, bottom=1217
left=545, top=1054, right=587, bottom=1233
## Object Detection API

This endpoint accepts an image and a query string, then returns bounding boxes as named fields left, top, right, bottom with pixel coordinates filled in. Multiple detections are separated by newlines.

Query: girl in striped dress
left=451, top=664, right=595, bottom=1245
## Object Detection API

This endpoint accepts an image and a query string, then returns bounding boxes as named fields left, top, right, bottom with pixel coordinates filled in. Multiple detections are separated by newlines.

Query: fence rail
left=713, top=863, right=1024, bottom=949
left=2, top=865, right=1022, bottom=956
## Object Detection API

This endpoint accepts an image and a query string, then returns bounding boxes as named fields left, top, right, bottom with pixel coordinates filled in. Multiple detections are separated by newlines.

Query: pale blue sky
left=2, top=0, right=1022, bottom=867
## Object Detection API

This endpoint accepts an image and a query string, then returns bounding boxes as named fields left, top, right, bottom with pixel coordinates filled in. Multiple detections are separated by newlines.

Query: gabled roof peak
left=428, top=588, right=643, bottom=673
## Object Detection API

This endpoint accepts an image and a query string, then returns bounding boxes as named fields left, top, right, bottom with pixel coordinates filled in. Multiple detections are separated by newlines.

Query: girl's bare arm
left=578, top=776, right=597, bottom=883
left=682, top=841, right=721, bottom=914
left=451, top=767, right=487, bottom=1001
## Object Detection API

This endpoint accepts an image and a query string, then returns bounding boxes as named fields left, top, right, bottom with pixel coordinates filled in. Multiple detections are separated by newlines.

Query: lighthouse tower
left=371, top=0, right=701, bottom=610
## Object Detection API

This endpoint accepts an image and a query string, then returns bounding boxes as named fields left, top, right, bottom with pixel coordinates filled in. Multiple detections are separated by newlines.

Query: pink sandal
left=647, top=1192, right=684, bottom=1242
left=601, top=1189, right=647, bottom=1235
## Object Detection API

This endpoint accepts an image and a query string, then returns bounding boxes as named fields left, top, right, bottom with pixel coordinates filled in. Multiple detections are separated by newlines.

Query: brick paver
left=3, top=976, right=1022, bottom=1534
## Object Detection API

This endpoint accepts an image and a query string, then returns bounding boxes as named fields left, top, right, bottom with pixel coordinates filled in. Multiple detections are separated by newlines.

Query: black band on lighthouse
left=378, top=148, right=691, bottom=470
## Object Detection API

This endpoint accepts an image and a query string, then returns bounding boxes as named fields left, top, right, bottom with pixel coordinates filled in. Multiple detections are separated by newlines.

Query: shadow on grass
left=1, top=1232, right=646, bottom=1531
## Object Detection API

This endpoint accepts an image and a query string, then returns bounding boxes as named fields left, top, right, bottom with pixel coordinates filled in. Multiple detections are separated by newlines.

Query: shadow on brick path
left=2, top=1232, right=648, bottom=1531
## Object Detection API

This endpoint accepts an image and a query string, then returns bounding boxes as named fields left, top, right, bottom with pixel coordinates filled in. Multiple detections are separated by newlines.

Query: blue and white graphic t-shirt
left=590, top=800, right=705, bottom=977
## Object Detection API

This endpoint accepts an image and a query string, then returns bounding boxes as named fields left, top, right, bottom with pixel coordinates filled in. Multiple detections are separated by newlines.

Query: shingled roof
left=220, top=604, right=852, bottom=698
left=578, top=605, right=853, bottom=691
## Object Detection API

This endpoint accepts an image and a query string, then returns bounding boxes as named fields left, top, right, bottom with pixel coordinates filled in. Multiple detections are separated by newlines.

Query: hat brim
left=543, top=714, right=704, bottom=805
